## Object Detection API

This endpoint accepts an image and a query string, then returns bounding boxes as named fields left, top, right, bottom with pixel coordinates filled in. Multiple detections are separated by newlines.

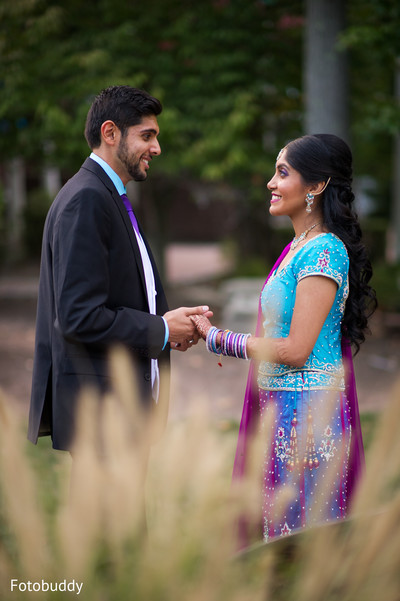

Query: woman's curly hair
left=285, top=133, right=377, bottom=354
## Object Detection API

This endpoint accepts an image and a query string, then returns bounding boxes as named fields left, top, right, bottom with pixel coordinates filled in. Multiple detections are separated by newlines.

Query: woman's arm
left=194, top=275, right=338, bottom=367
left=248, top=275, right=338, bottom=366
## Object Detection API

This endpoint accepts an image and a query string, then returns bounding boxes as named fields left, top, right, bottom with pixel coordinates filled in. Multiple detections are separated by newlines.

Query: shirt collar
left=90, top=152, right=126, bottom=195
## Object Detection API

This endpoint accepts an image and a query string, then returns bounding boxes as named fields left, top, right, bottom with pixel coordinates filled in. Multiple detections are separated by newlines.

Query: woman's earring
left=305, top=192, right=314, bottom=214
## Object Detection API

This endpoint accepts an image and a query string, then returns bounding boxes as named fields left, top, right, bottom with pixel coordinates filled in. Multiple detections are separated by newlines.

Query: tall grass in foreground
left=0, top=346, right=399, bottom=600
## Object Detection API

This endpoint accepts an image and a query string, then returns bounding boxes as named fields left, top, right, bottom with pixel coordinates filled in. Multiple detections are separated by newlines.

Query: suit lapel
left=112, top=191, right=150, bottom=308
left=81, top=158, right=168, bottom=315
left=115, top=197, right=168, bottom=315
left=111, top=187, right=169, bottom=315
left=81, top=158, right=149, bottom=307
left=142, top=236, right=168, bottom=315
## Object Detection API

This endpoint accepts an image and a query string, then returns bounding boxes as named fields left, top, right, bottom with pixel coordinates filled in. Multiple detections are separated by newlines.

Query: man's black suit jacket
left=28, top=158, right=170, bottom=451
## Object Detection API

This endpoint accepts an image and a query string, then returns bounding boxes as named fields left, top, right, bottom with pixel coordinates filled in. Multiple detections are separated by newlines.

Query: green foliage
left=233, top=255, right=271, bottom=278
left=1, top=0, right=400, bottom=267
left=360, top=411, right=380, bottom=451
left=1, top=0, right=399, bottom=188
left=0, top=0, right=304, bottom=183
left=342, top=0, right=400, bottom=190
left=149, top=0, right=304, bottom=183
left=371, top=261, right=400, bottom=311
left=1, top=0, right=399, bottom=186
left=0, top=186, right=6, bottom=263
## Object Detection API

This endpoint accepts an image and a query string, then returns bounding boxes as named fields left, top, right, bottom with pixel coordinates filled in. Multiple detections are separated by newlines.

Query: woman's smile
left=270, top=193, right=281, bottom=204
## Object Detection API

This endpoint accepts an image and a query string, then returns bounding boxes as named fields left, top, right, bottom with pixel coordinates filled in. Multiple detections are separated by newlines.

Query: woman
left=193, top=134, right=376, bottom=542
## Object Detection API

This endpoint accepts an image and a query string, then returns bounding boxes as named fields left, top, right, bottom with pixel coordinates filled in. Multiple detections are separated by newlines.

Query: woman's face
left=267, top=149, right=310, bottom=219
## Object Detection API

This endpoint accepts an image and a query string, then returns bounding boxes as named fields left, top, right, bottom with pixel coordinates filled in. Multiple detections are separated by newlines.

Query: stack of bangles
left=206, top=326, right=251, bottom=360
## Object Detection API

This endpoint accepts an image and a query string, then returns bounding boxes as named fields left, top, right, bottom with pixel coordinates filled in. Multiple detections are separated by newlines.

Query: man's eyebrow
left=139, top=128, right=159, bottom=135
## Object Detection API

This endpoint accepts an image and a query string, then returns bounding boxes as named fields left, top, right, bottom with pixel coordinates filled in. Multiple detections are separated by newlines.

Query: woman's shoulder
left=293, top=232, right=349, bottom=282
left=301, top=232, right=348, bottom=260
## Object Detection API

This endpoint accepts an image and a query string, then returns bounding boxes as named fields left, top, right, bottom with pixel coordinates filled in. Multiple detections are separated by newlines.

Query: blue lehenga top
left=258, top=233, right=349, bottom=392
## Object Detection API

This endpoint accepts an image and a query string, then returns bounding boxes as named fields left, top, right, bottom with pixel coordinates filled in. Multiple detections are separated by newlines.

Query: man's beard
left=117, top=136, right=147, bottom=182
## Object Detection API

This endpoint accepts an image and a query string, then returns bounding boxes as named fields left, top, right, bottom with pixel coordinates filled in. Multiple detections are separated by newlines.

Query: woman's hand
left=191, top=314, right=213, bottom=340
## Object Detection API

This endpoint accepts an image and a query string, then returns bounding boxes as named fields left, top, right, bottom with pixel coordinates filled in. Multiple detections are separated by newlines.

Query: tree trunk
left=4, top=156, right=26, bottom=264
left=42, top=141, right=62, bottom=198
left=304, top=0, right=349, bottom=141
left=42, top=165, right=62, bottom=199
left=387, top=57, right=400, bottom=263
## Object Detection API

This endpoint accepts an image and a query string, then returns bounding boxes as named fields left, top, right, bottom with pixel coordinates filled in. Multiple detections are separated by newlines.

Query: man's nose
left=151, top=139, right=161, bottom=155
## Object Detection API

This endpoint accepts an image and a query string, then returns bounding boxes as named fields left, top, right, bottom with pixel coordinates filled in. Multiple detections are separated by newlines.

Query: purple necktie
left=121, top=193, right=140, bottom=235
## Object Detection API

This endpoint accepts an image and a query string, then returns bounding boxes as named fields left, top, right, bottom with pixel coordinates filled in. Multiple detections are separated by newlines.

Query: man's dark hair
left=84, top=85, right=162, bottom=149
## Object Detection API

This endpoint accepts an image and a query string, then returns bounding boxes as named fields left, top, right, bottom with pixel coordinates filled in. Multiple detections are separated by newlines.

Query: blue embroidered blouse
left=258, top=233, right=349, bottom=392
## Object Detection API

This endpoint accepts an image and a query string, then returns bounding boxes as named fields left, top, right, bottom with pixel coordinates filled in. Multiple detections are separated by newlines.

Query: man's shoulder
left=58, top=159, right=113, bottom=201
left=69, top=158, right=107, bottom=188
left=46, top=161, right=115, bottom=226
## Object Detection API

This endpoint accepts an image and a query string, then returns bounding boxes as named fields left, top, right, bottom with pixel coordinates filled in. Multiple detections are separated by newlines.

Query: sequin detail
left=274, top=426, right=291, bottom=462
left=281, top=522, right=292, bottom=536
left=260, top=389, right=351, bottom=540
left=318, top=425, right=337, bottom=461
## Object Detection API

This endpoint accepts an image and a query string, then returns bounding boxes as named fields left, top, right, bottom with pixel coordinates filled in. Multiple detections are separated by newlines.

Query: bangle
left=206, top=327, right=223, bottom=355
left=206, top=327, right=251, bottom=360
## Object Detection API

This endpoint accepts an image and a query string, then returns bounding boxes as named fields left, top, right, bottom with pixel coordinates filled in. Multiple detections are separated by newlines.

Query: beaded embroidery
left=263, top=518, right=270, bottom=542
left=317, top=248, right=331, bottom=271
left=297, top=250, right=345, bottom=289
left=259, top=359, right=344, bottom=376
left=274, top=426, right=291, bottom=462
left=280, top=522, right=292, bottom=536
left=257, top=369, right=345, bottom=392
left=318, top=425, right=337, bottom=461
left=260, top=388, right=352, bottom=541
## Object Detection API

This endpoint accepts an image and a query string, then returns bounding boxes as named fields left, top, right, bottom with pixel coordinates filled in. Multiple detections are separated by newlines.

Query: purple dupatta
left=232, top=242, right=365, bottom=504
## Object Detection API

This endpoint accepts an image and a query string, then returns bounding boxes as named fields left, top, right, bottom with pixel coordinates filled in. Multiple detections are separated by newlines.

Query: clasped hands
left=163, top=306, right=213, bottom=352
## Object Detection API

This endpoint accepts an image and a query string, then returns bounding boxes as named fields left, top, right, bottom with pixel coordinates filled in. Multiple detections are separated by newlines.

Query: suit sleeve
left=52, top=188, right=166, bottom=358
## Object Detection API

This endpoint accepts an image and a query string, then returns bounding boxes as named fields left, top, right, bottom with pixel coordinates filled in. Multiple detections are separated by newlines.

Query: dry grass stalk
left=0, top=349, right=398, bottom=600
left=0, top=391, right=50, bottom=582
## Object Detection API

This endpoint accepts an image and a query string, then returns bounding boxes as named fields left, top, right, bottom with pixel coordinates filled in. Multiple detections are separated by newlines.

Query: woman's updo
left=285, top=134, right=377, bottom=353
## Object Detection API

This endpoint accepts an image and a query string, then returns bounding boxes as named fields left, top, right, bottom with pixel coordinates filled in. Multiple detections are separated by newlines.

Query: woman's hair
left=84, top=85, right=162, bottom=149
left=284, top=133, right=377, bottom=353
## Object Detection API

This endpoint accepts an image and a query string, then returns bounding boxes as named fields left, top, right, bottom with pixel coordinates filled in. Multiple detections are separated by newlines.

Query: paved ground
left=0, top=244, right=399, bottom=425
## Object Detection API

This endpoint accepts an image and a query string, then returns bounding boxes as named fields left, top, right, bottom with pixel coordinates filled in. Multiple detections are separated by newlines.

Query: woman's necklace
left=291, top=222, right=320, bottom=250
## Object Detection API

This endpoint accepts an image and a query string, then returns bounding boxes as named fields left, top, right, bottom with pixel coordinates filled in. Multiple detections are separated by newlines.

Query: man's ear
left=100, top=120, right=118, bottom=145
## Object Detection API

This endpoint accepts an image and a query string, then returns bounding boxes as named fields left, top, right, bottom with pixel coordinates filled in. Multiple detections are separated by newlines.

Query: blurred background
left=0, top=0, right=399, bottom=421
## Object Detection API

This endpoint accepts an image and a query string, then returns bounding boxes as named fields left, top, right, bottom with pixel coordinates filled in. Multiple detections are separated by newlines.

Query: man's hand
left=164, top=306, right=213, bottom=351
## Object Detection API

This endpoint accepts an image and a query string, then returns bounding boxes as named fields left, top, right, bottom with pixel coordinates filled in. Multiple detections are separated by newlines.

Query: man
left=28, top=85, right=211, bottom=451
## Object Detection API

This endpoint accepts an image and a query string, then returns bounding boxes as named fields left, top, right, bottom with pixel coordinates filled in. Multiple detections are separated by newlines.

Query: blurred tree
left=3, top=157, right=26, bottom=263
left=0, top=0, right=304, bottom=176
left=342, top=0, right=400, bottom=262
left=0, top=0, right=305, bottom=263
left=135, top=0, right=305, bottom=265
left=393, top=59, right=400, bottom=262
left=0, top=0, right=399, bottom=267
left=304, top=0, right=349, bottom=140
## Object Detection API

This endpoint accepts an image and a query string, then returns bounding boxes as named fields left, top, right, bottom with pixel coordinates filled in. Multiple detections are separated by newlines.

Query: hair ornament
left=317, top=177, right=331, bottom=195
